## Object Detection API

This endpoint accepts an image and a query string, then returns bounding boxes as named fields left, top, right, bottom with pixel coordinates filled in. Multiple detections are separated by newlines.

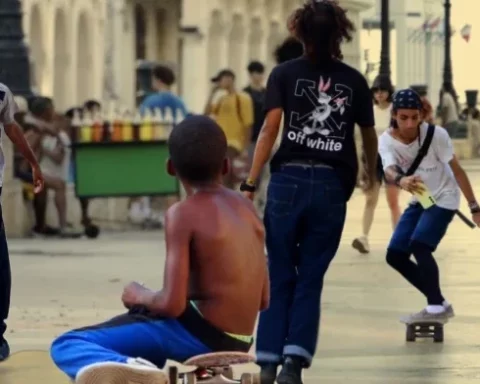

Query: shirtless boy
left=50, top=115, right=269, bottom=383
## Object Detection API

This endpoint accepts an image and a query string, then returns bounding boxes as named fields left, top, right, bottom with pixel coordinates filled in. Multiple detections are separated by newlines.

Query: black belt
left=283, top=159, right=332, bottom=168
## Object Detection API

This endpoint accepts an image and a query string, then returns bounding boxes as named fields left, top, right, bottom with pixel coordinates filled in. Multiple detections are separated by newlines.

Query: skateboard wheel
left=168, top=366, right=178, bottom=383
left=433, top=327, right=444, bottom=343
left=406, top=325, right=416, bottom=342
left=184, top=371, right=196, bottom=384
left=222, top=366, right=233, bottom=379
left=240, top=372, right=260, bottom=384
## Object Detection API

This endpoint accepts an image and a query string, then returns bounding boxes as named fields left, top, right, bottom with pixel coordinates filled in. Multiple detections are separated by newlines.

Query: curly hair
left=289, top=0, right=355, bottom=62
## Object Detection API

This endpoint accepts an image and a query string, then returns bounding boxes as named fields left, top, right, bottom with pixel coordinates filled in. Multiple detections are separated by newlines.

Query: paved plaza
left=2, top=168, right=480, bottom=383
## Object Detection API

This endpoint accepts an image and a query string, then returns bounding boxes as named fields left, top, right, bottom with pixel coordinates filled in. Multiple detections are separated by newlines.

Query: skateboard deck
left=175, top=352, right=259, bottom=384
left=402, top=320, right=446, bottom=342
left=0, top=350, right=69, bottom=384
left=183, top=351, right=255, bottom=367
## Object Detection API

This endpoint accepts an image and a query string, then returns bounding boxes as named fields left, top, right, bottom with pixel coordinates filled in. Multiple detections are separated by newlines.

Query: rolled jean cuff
left=255, top=351, right=282, bottom=365
left=283, top=345, right=313, bottom=367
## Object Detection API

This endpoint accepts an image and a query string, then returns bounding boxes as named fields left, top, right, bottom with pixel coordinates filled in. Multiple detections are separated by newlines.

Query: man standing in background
left=244, top=61, right=266, bottom=163
left=0, top=83, right=44, bottom=361
left=205, top=69, right=253, bottom=188
left=130, top=65, right=188, bottom=227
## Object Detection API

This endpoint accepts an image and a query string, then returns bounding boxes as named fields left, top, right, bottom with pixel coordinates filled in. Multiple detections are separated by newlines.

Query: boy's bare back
left=169, top=186, right=268, bottom=336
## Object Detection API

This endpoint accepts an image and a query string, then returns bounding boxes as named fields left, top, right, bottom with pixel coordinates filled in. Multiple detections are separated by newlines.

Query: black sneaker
left=0, top=338, right=10, bottom=362
left=277, top=356, right=304, bottom=384
left=259, top=363, right=277, bottom=384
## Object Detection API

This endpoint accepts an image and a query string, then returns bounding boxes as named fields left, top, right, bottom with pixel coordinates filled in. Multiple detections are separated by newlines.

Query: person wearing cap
left=379, top=88, right=480, bottom=323
left=204, top=69, right=254, bottom=188
left=352, top=75, right=400, bottom=254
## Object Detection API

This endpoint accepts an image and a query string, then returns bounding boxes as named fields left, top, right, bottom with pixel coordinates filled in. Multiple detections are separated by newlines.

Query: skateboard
left=404, top=320, right=446, bottom=343
left=169, top=351, right=259, bottom=384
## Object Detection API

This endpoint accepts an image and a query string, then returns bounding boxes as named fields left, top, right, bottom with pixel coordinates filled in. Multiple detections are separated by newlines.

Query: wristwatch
left=394, top=173, right=404, bottom=187
left=239, top=179, right=256, bottom=193
left=469, top=201, right=480, bottom=214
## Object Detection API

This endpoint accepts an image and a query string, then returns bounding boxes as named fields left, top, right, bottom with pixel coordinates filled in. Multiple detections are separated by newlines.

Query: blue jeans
left=386, top=204, right=455, bottom=305
left=0, top=188, right=10, bottom=339
left=389, top=203, right=455, bottom=253
left=256, top=165, right=347, bottom=367
left=51, top=304, right=252, bottom=379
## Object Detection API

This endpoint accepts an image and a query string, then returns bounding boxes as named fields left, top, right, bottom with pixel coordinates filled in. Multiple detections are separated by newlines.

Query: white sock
left=442, top=300, right=450, bottom=308
left=426, top=305, right=445, bottom=314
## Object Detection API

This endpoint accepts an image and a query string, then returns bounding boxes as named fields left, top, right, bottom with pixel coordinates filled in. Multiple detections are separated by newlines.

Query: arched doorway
left=227, top=14, right=245, bottom=78
left=135, top=4, right=147, bottom=60
left=53, top=9, right=68, bottom=110
left=248, top=17, right=263, bottom=61
left=29, top=5, right=44, bottom=93
left=76, top=12, right=93, bottom=104
left=207, top=10, right=224, bottom=78
left=266, top=21, right=282, bottom=71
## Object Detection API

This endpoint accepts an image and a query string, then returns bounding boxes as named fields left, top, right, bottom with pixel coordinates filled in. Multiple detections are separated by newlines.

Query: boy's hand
left=122, top=282, right=152, bottom=309
left=472, top=212, right=480, bottom=227
left=32, top=164, right=44, bottom=194
left=399, top=175, right=425, bottom=194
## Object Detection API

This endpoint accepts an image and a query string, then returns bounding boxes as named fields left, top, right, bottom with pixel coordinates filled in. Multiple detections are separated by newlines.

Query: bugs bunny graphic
left=303, top=76, right=347, bottom=136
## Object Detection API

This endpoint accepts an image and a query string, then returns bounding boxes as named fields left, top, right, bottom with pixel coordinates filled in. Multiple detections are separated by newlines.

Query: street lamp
left=441, top=0, right=455, bottom=96
left=0, top=0, right=32, bottom=97
left=375, top=0, right=393, bottom=88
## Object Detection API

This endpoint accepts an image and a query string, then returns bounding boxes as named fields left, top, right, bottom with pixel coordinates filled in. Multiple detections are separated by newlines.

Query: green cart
left=72, top=140, right=179, bottom=198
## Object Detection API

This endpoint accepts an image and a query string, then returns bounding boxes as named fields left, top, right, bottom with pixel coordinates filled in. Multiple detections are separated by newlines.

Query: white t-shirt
left=373, top=104, right=392, bottom=136
left=0, top=83, right=19, bottom=187
left=40, top=131, right=71, bottom=181
left=378, top=122, right=460, bottom=210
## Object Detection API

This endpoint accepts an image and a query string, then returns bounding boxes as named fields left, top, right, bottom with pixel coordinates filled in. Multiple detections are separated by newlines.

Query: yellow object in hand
left=413, top=182, right=436, bottom=209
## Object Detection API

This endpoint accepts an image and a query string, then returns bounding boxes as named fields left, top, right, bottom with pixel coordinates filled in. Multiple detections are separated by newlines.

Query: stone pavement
left=2, top=170, right=480, bottom=383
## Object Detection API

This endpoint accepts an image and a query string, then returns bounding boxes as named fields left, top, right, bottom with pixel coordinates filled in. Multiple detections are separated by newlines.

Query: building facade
left=20, top=0, right=374, bottom=113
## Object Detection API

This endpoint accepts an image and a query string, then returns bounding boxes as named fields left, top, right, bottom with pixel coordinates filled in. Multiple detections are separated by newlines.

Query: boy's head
left=152, top=65, right=176, bottom=90
left=30, top=96, right=55, bottom=122
left=167, top=115, right=228, bottom=185
left=84, top=100, right=101, bottom=114
left=247, top=61, right=265, bottom=85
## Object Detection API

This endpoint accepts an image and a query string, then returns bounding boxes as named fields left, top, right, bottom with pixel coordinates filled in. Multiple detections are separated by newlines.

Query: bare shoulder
left=164, top=200, right=192, bottom=228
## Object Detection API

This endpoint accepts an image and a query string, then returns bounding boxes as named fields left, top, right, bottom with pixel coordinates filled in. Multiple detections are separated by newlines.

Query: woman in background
left=352, top=76, right=401, bottom=254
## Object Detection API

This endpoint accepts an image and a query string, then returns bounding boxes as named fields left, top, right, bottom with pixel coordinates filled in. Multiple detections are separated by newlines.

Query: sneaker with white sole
left=400, top=308, right=449, bottom=324
left=444, top=304, right=455, bottom=318
left=75, top=358, right=167, bottom=384
left=352, top=236, right=370, bottom=254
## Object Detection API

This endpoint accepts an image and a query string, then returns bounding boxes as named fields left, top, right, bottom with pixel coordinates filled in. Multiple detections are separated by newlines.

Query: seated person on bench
left=50, top=115, right=269, bottom=382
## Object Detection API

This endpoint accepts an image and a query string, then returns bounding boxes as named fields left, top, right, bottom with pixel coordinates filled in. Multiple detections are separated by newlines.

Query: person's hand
left=398, top=175, right=425, bottom=194
left=121, top=282, right=152, bottom=309
left=361, top=172, right=376, bottom=193
left=31, top=164, right=44, bottom=194
left=242, top=191, right=255, bottom=201
left=472, top=212, right=480, bottom=227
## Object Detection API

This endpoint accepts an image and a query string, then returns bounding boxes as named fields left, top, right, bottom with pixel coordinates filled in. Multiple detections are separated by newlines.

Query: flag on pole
left=461, top=24, right=472, bottom=42
left=429, top=17, right=441, bottom=31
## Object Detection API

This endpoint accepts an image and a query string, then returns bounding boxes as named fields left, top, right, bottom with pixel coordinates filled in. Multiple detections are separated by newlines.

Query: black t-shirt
left=265, top=57, right=375, bottom=200
left=244, top=86, right=266, bottom=143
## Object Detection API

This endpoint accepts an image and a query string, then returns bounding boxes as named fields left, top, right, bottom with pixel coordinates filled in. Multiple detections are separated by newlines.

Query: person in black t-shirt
left=240, top=1, right=378, bottom=383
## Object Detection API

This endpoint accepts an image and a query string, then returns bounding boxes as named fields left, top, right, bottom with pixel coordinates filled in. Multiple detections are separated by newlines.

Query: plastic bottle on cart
left=152, top=108, right=164, bottom=140
left=133, top=111, right=142, bottom=141
left=111, top=109, right=123, bottom=142
left=140, top=109, right=153, bottom=141
left=122, top=109, right=134, bottom=141
left=80, top=110, right=93, bottom=142
left=92, top=112, right=103, bottom=142
left=175, top=108, right=186, bottom=125
left=163, top=108, right=174, bottom=139
left=71, top=109, right=82, bottom=143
